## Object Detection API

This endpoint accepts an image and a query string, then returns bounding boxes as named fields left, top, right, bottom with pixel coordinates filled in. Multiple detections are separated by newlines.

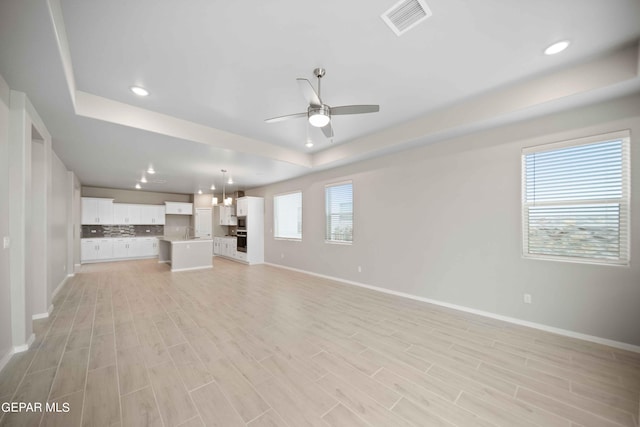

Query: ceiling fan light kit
left=265, top=68, right=379, bottom=141
left=308, top=105, right=331, bottom=127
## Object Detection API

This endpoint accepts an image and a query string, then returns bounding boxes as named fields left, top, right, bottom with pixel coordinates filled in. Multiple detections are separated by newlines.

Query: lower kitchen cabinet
left=81, top=239, right=113, bottom=261
left=139, top=237, right=160, bottom=257
left=113, top=238, right=141, bottom=259
left=213, top=237, right=248, bottom=263
left=81, top=237, right=159, bottom=263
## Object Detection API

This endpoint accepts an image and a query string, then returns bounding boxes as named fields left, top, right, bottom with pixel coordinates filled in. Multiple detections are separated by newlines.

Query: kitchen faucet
left=184, top=226, right=194, bottom=240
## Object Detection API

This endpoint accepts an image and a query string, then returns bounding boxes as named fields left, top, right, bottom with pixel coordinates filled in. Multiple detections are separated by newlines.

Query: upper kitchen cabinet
left=218, top=205, right=237, bottom=226
left=81, top=197, right=114, bottom=225
left=140, top=204, right=165, bottom=225
left=236, top=197, right=248, bottom=217
left=165, top=202, right=193, bottom=215
left=113, top=203, right=141, bottom=224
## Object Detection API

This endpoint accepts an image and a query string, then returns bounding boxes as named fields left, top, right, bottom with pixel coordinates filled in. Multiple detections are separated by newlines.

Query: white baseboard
left=13, top=333, right=35, bottom=354
left=170, top=265, right=213, bottom=273
left=264, top=262, right=640, bottom=354
left=32, top=304, right=53, bottom=320
left=0, top=348, right=13, bottom=373
left=74, top=263, right=81, bottom=273
left=51, top=273, right=73, bottom=300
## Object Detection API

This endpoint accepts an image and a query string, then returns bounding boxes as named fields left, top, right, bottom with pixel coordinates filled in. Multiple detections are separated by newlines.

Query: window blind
left=274, top=191, right=302, bottom=240
left=325, top=182, right=353, bottom=243
left=522, top=133, right=630, bottom=264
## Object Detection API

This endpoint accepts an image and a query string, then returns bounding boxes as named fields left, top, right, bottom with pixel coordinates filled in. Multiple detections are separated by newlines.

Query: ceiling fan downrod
left=314, top=68, right=325, bottom=102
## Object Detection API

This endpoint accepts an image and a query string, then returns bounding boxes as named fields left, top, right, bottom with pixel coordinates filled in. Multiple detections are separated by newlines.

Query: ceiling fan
left=265, top=68, right=380, bottom=139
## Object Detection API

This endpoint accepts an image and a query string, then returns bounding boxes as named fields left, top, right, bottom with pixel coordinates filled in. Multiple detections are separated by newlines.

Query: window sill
left=522, top=254, right=629, bottom=267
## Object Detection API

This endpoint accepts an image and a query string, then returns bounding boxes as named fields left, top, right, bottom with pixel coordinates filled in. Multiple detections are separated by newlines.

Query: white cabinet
left=82, top=237, right=159, bottom=263
left=113, top=204, right=141, bottom=224
left=81, top=198, right=114, bottom=225
left=214, top=237, right=247, bottom=261
left=214, top=237, right=234, bottom=257
left=213, top=197, right=264, bottom=265
left=236, top=197, right=248, bottom=217
left=244, top=197, right=264, bottom=264
left=218, top=206, right=237, bottom=226
left=165, top=202, right=193, bottom=215
left=81, top=239, right=113, bottom=261
left=112, top=238, right=140, bottom=259
left=140, top=205, right=165, bottom=225
left=139, top=237, right=159, bottom=257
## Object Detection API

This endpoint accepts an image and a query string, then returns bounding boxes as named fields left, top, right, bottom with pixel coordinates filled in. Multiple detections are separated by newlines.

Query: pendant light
left=211, top=169, right=233, bottom=206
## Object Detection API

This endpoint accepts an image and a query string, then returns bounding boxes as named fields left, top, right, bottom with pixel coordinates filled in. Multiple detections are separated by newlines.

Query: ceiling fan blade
left=331, top=105, right=380, bottom=115
left=296, top=78, right=322, bottom=107
left=264, top=112, right=307, bottom=123
left=321, top=122, right=334, bottom=139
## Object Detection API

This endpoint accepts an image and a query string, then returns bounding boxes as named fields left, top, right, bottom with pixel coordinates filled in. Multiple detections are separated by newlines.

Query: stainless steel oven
left=236, top=229, right=247, bottom=253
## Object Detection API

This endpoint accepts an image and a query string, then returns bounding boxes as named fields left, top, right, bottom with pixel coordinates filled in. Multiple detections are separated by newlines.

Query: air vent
left=381, top=0, right=432, bottom=36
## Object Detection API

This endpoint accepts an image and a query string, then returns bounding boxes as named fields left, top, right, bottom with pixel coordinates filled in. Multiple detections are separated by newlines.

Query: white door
left=195, top=208, right=212, bottom=238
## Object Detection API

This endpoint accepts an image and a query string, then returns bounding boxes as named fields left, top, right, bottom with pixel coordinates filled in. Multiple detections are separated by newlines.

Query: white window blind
left=274, top=191, right=302, bottom=240
left=522, top=132, right=630, bottom=264
left=325, top=182, right=353, bottom=243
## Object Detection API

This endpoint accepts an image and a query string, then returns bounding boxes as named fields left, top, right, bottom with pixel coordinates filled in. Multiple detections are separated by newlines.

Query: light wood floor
left=0, top=258, right=638, bottom=427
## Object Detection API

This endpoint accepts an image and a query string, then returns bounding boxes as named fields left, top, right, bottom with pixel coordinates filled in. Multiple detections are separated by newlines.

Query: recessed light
left=210, top=184, right=216, bottom=190
left=305, top=141, right=314, bottom=148
left=135, top=183, right=141, bottom=189
left=130, top=86, right=149, bottom=96
left=227, top=177, right=233, bottom=184
left=147, top=166, right=155, bottom=174
left=140, top=176, right=147, bottom=183
left=544, top=40, right=570, bottom=55
left=198, top=189, right=203, bottom=195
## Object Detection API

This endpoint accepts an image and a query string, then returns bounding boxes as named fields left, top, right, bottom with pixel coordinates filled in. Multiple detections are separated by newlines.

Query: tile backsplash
left=82, top=225, right=164, bottom=238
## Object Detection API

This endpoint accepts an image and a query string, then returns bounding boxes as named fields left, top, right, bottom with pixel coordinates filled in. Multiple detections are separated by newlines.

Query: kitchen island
left=158, top=236, right=213, bottom=272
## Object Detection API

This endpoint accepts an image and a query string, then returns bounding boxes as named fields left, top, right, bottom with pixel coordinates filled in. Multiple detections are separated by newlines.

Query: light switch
left=3, top=236, right=9, bottom=249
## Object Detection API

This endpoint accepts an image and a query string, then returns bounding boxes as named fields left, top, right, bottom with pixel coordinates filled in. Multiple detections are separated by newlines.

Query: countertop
left=158, top=236, right=214, bottom=243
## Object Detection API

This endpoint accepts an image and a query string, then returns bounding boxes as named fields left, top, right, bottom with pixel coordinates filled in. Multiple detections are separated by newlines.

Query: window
left=325, top=182, right=353, bottom=243
left=522, top=131, right=630, bottom=265
left=274, top=191, right=302, bottom=240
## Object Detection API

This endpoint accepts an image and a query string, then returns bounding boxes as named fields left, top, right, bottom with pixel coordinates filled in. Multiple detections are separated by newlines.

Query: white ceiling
left=0, top=0, right=639, bottom=194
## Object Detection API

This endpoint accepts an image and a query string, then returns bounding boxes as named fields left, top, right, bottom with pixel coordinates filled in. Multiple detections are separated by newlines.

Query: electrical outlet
left=357, top=266, right=362, bottom=273
left=3, top=236, right=9, bottom=249
left=281, top=253, right=284, bottom=259
left=523, top=294, right=532, bottom=304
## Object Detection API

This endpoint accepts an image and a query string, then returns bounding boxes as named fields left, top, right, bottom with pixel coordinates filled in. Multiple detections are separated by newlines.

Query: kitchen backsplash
left=82, top=225, right=164, bottom=238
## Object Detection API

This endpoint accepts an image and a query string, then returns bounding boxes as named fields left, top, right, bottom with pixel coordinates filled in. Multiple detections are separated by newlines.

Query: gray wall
left=249, top=94, right=640, bottom=346
left=29, top=140, right=45, bottom=317
left=81, top=186, right=191, bottom=204
left=0, top=75, right=12, bottom=360
left=50, top=152, right=69, bottom=298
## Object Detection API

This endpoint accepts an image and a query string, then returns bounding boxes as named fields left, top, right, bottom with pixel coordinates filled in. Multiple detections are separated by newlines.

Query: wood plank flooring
left=0, top=258, right=638, bottom=427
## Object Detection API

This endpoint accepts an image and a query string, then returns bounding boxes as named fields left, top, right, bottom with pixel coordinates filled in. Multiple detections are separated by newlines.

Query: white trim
left=51, top=273, right=73, bottom=300
left=32, top=304, right=53, bottom=320
left=0, top=348, right=13, bottom=373
left=81, top=255, right=158, bottom=264
left=13, top=333, right=36, bottom=354
left=170, top=265, right=213, bottom=273
left=264, top=262, right=640, bottom=353
left=521, top=129, right=630, bottom=153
